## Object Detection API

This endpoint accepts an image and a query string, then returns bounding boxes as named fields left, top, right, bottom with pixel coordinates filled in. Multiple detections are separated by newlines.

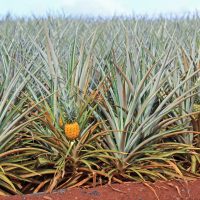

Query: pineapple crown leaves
left=65, top=103, right=78, bottom=122
left=59, top=95, right=79, bottom=123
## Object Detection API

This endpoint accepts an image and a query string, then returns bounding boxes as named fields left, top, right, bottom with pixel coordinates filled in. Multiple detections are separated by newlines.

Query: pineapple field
left=1, top=15, right=200, bottom=196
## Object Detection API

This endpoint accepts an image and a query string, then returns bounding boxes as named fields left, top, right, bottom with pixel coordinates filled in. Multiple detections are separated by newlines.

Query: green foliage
left=1, top=15, right=200, bottom=195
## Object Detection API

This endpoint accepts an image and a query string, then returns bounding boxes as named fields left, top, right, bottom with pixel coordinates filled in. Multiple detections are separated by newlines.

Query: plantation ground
left=2, top=179, right=200, bottom=200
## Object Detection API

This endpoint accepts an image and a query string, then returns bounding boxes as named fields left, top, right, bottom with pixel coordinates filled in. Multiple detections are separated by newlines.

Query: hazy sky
left=0, top=0, right=200, bottom=17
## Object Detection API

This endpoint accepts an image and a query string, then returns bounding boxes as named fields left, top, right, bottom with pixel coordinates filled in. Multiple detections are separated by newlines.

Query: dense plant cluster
left=1, top=15, right=200, bottom=195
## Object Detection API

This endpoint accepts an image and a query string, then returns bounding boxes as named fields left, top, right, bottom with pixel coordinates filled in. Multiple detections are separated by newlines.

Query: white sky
left=0, top=0, right=200, bottom=17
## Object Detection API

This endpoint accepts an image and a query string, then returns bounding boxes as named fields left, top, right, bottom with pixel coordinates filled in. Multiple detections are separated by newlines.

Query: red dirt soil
left=1, top=179, right=200, bottom=200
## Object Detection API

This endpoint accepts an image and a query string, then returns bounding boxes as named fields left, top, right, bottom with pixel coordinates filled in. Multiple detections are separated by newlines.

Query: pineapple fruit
left=59, top=98, right=80, bottom=140
left=65, top=122, right=80, bottom=140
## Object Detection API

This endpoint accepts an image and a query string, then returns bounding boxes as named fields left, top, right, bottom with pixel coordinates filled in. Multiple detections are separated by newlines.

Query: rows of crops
left=1, top=15, right=200, bottom=195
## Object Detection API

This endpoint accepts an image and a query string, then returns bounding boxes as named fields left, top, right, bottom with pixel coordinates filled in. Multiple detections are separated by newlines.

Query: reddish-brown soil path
left=1, top=179, right=200, bottom=200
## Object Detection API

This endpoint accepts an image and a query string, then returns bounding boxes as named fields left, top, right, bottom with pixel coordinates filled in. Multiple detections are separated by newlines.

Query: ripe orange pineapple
left=64, top=104, right=80, bottom=140
left=65, top=122, right=80, bottom=140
